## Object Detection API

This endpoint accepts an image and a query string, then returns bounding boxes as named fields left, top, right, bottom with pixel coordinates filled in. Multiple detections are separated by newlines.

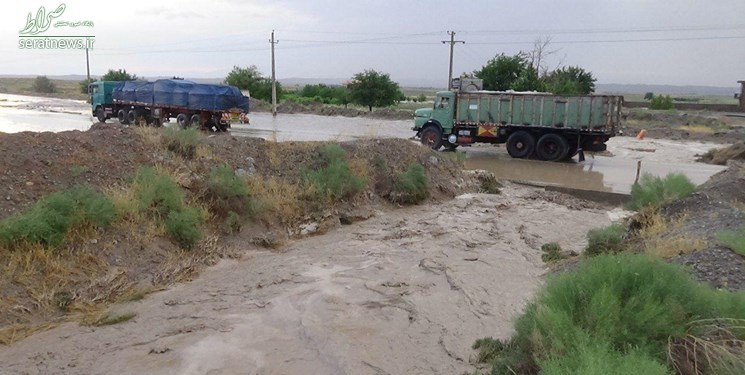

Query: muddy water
left=0, top=94, right=92, bottom=133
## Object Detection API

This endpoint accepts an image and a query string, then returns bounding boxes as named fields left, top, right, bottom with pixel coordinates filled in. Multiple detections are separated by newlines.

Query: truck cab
left=88, top=81, right=119, bottom=122
left=413, top=91, right=456, bottom=149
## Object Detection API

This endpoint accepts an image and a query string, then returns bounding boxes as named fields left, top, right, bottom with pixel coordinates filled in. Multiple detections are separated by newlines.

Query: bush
left=390, top=164, right=429, bottom=204
left=475, top=254, right=745, bottom=374
left=627, top=173, right=696, bottom=211
left=541, top=242, right=566, bottom=262
left=207, top=165, right=250, bottom=215
left=133, top=166, right=184, bottom=219
left=165, top=208, right=202, bottom=249
left=585, top=224, right=625, bottom=256
left=306, top=144, right=366, bottom=200
left=163, top=126, right=199, bottom=159
left=650, top=95, right=674, bottom=110
left=222, top=211, right=241, bottom=234
left=32, top=75, right=56, bottom=93
left=719, top=229, right=745, bottom=257
left=0, top=186, right=116, bottom=248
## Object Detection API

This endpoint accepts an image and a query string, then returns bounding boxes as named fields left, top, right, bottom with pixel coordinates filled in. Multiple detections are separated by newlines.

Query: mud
left=0, top=186, right=613, bottom=375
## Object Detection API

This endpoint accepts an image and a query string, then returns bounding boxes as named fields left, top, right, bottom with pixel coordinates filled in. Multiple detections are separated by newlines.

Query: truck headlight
left=448, top=134, right=457, bottom=144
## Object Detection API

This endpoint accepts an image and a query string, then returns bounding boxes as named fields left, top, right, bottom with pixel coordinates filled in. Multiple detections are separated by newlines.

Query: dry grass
left=634, top=208, right=707, bottom=258
left=677, top=125, right=716, bottom=134
left=245, top=176, right=305, bottom=224
left=645, top=236, right=708, bottom=259
left=0, top=323, right=56, bottom=346
left=133, top=126, right=162, bottom=147
left=668, top=318, right=745, bottom=375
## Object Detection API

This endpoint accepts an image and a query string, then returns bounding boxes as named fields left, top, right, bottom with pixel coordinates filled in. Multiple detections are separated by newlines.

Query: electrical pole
left=85, top=47, right=90, bottom=83
left=270, top=30, right=278, bottom=117
left=441, top=31, right=464, bottom=90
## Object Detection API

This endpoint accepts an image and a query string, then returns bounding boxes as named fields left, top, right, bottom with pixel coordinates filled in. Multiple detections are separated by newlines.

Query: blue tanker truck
left=89, top=79, right=249, bottom=132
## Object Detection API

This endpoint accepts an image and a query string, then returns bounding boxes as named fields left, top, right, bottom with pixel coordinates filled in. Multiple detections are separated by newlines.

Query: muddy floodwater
left=0, top=94, right=727, bottom=194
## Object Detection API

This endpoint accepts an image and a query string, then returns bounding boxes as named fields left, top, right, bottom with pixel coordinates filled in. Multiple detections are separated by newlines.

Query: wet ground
left=0, top=94, right=727, bottom=194
left=0, top=188, right=613, bottom=375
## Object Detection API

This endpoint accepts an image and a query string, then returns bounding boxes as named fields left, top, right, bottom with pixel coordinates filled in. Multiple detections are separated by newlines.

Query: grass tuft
left=206, top=164, right=250, bottom=216
left=718, top=229, right=745, bottom=257
left=165, top=208, right=202, bottom=250
left=585, top=224, right=625, bottom=256
left=627, top=173, right=696, bottom=211
left=541, top=242, right=567, bottom=263
left=93, top=311, right=136, bottom=326
left=162, top=126, right=199, bottom=159
left=305, top=144, right=366, bottom=200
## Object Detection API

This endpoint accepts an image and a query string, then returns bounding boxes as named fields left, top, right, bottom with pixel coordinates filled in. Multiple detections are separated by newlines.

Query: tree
left=101, top=68, right=137, bottom=81
left=32, top=76, right=56, bottom=93
left=474, top=54, right=528, bottom=91
left=650, top=95, right=674, bottom=110
left=542, top=66, right=596, bottom=95
left=644, top=92, right=655, bottom=100
left=347, top=69, right=401, bottom=111
left=79, top=78, right=96, bottom=93
left=224, top=65, right=281, bottom=102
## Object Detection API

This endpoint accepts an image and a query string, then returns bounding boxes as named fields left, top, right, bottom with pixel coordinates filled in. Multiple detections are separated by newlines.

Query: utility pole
left=441, top=31, right=464, bottom=90
left=85, top=47, right=90, bottom=83
left=270, top=30, right=278, bottom=117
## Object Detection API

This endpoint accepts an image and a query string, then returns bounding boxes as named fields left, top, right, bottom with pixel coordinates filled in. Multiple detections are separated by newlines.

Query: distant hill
left=596, top=83, right=738, bottom=97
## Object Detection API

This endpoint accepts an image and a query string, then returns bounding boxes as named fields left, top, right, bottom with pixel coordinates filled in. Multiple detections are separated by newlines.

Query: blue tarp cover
left=112, top=80, right=249, bottom=112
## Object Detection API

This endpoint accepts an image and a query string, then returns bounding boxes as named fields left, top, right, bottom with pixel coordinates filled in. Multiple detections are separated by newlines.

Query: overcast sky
left=2, top=0, right=744, bottom=88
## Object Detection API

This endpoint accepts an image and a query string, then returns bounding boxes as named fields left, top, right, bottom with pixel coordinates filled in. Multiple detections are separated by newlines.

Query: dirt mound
left=622, top=109, right=745, bottom=143
left=697, top=141, right=745, bottom=165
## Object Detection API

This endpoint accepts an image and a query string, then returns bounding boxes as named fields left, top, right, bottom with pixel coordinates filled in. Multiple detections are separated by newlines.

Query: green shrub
left=306, top=144, right=366, bottom=200
left=163, top=126, right=199, bottom=159
left=718, top=229, right=745, bottom=257
left=165, top=208, right=202, bottom=249
left=475, top=254, right=745, bottom=374
left=627, top=173, right=696, bottom=210
left=390, top=164, right=429, bottom=204
left=32, top=75, right=56, bottom=93
left=207, top=164, right=250, bottom=215
left=585, top=224, right=625, bottom=256
left=133, top=166, right=184, bottom=219
left=0, top=186, right=116, bottom=249
left=541, top=242, right=566, bottom=262
left=650, top=95, right=674, bottom=110
left=222, top=211, right=241, bottom=234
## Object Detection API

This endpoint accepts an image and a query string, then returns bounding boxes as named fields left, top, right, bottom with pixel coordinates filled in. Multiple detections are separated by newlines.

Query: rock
left=235, top=168, right=250, bottom=178
left=89, top=239, right=98, bottom=244
left=428, top=156, right=439, bottom=165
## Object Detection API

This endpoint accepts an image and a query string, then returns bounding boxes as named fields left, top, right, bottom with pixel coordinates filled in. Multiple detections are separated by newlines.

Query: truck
left=89, top=79, right=250, bottom=132
left=413, top=78, right=623, bottom=161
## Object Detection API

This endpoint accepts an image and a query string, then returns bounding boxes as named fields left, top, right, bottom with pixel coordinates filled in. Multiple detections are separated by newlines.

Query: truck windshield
left=435, top=97, right=450, bottom=109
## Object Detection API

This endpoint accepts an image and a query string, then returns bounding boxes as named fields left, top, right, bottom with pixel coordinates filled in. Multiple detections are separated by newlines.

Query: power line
left=442, top=31, right=464, bottom=90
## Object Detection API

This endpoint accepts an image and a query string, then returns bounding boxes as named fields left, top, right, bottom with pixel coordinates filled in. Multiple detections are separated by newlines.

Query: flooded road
left=0, top=94, right=727, bottom=194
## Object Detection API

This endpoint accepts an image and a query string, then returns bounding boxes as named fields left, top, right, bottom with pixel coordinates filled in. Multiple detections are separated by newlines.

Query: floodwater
left=0, top=94, right=727, bottom=194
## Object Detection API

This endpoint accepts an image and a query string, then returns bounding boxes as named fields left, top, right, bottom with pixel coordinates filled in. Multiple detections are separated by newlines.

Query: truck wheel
left=536, top=133, right=569, bottom=162
left=96, top=108, right=106, bottom=123
left=127, top=110, right=137, bottom=125
left=190, top=114, right=202, bottom=128
left=420, top=127, right=443, bottom=150
left=176, top=113, right=188, bottom=128
left=506, top=131, right=535, bottom=158
left=117, top=109, right=128, bottom=124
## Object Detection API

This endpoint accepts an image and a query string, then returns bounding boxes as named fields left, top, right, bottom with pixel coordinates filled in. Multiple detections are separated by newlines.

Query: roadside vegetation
left=627, top=173, right=696, bottom=211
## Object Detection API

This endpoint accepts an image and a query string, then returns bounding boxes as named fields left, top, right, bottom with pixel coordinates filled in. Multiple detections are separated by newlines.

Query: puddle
left=464, top=147, right=726, bottom=194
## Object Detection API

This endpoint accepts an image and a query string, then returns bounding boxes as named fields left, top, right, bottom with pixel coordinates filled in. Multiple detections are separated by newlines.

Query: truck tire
left=190, top=114, right=202, bottom=128
left=536, top=133, right=569, bottom=162
left=117, top=109, right=128, bottom=124
left=127, top=110, right=137, bottom=125
left=96, top=108, right=106, bottom=123
left=176, top=113, right=188, bottom=128
left=420, top=126, right=443, bottom=150
left=506, top=131, right=535, bottom=159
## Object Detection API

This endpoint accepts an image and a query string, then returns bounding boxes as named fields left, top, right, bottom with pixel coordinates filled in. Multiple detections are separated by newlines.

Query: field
left=0, top=77, right=88, bottom=101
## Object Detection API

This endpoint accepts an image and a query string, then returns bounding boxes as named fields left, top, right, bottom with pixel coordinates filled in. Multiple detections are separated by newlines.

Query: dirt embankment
left=622, top=109, right=745, bottom=143
left=697, top=141, right=745, bottom=165
left=0, top=124, right=470, bottom=342
left=250, top=98, right=413, bottom=120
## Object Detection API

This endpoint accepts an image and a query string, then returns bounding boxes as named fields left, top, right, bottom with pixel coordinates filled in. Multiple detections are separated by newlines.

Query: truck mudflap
left=221, top=112, right=249, bottom=124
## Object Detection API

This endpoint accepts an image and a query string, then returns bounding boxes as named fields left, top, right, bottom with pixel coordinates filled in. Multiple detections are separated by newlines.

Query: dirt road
left=0, top=186, right=612, bottom=375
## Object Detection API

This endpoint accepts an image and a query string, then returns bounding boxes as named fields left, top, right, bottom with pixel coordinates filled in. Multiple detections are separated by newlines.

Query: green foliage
left=207, top=165, right=250, bottom=215
left=297, top=84, right=349, bottom=105
left=306, top=144, right=366, bottom=200
left=543, top=66, right=596, bottom=95
left=222, top=211, right=242, bottom=234
left=390, top=164, right=429, bottom=204
left=474, top=53, right=530, bottom=91
left=475, top=254, right=745, bottom=374
left=478, top=173, right=501, bottom=194
left=163, top=126, right=199, bottom=159
left=101, top=68, right=137, bottom=81
left=416, top=94, right=427, bottom=102
left=0, top=186, right=116, bottom=249
left=69, top=165, right=89, bottom=177
left=347, top=69, right=402, bottom=111
left=585, top=224, right=625, bottom=256
left=718, top=229, right=745, bottom=257
left=627, top=173, right=696, bottom=210
left=165, top=208, right=202, bottom=249
left=79, top=78, right=96, bottom=94
left=132, top=166, right=185, bottom=220
left=650, top=95, right=674, bottom=110
left=644, top=92, right=655, bottom=100
left=32, top=75, right=56, bottom=93
left=541, top=242, right=566, bottom=262
left=224, top=65, right=282, bottom=102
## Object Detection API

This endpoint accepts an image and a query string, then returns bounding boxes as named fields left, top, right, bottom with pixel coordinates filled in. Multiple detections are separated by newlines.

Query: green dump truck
left=413, top=79, right=623, bottom=161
